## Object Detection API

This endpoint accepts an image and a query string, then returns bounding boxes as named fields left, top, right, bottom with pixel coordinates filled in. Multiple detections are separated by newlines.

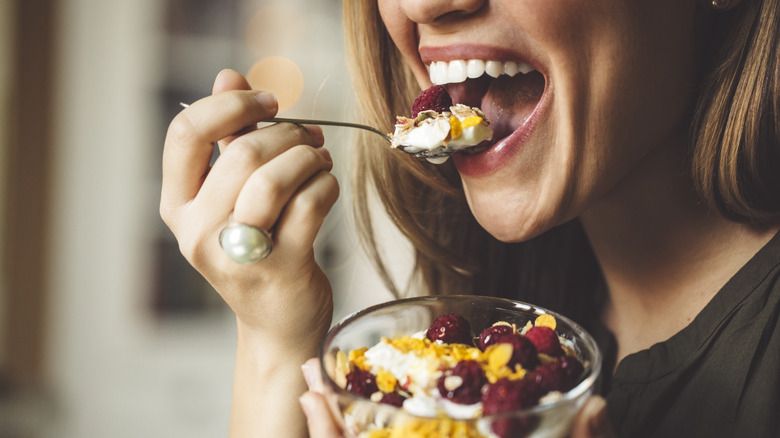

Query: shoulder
left=606, top=231, right=780, bottom=437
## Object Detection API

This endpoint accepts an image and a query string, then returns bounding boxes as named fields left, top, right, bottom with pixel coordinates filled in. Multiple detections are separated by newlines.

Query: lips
left=419, top=47, right=549, bottom=175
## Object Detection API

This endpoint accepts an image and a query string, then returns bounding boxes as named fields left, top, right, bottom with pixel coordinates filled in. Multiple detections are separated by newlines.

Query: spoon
left=178, top=102, right=455, bottom=160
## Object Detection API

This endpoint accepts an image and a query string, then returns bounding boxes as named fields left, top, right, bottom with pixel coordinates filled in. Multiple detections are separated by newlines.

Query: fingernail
left=299, top=393, right=314, bottom=418
left=301, top=363, right=314, bottom=388
left=254, top=91, right=278, bottom=110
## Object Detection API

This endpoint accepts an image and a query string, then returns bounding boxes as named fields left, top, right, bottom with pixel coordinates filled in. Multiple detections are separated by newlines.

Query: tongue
left=447, top=71, right=545, bottom=141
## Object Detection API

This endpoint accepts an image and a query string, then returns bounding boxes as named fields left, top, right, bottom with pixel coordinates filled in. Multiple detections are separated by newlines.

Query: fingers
left=571, top=396, right=615, bottom=438
left=192, top=124, right=328, bottom=229
left=301, top=358, right=345, bottom=438
left=161, top=88, right=279, bottom=216
left=299, top=392, right=344, bottom=438
left=231, top=147, right=332, bottom=229
left=274, top=168, right=339, bottom=254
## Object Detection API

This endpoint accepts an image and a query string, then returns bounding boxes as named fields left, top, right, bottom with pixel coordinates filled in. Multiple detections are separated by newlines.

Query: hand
left=570, top=396, right=617, bottom=438
left=160, top=69, right=339, bottom=346
left=300, top=358, right=346, bottom=438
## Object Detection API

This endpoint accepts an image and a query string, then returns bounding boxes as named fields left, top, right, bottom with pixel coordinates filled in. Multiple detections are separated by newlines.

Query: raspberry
left=493, top=333, right=540, bottom=370
left=478, top=324, right=514, bottom=350
left=426, top=313, right=474, bottom=345
left=411, top=85, right=453, bottom=117
left=380, top=392, right=406, bottom=407
left=482, top=378, right=540, bottom=414
left=524, top=326, right=565, bottom=357
left=482, top=378, right=541, bottom=438
left=345, top=368, right=378, bottom=398
left=530, top=360, right=570, bottom=394
left=437, top=360, right=487, bottom=405
left=560, top=355, right=585, bottom=387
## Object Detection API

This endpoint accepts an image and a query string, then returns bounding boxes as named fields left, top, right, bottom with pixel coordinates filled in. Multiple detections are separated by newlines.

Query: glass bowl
left=319, top=295, right=602, bottom=438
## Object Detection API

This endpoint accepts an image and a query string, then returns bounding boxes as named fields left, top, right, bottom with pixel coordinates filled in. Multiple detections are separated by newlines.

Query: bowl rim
left=319, top=294, right=603, bottom=421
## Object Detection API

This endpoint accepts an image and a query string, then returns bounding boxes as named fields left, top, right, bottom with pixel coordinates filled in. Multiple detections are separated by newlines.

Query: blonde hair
left=342, top=0, right=779, bottom=321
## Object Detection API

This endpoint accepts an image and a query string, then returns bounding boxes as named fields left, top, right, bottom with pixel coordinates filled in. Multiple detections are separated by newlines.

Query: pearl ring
left=219, top=220, right=273, bottom=264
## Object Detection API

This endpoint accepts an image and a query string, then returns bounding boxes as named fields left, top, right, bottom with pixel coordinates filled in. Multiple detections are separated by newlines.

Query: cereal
left=336, top=313, right=586, bottom=438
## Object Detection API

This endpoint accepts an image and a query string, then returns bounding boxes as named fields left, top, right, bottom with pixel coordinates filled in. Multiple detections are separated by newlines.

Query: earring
left=710, top=0, right=732, bottom=10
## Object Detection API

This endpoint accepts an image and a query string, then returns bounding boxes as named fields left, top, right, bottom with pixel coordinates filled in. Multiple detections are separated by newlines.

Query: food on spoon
left=411, top=85, right=454, bottom=117
left=334, top=313, right=585, bottom=438
left=392, top=86, right=493, bottom=164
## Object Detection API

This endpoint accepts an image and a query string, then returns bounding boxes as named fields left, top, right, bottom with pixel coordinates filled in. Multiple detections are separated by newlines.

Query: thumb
left=212, top=68, right=252, bottom=94
left=571, top=396, right=616, bottom=438
left=210, top=69, right=262, bottom=149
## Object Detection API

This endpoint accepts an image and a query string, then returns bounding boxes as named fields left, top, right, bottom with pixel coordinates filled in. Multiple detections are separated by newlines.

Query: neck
left=580, top=138, right=778, bottom=366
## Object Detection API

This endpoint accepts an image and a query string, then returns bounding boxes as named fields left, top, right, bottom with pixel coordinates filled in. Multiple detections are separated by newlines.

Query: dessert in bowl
left=319, top=295, right=602, bottom=438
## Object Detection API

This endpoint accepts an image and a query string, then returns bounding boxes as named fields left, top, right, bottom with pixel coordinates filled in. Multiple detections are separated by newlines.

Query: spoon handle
left=179, top=102, right=393, bottom=143
left=266, top=117, right=392, bottom=143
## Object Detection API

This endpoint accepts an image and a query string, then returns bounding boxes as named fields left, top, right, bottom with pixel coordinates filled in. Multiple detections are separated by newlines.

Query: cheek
left=377, top=0, right=431, bottom=87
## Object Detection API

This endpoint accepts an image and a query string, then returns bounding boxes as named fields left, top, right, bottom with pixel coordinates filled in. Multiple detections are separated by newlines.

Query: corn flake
left=535, top=314, right=557, bottom=330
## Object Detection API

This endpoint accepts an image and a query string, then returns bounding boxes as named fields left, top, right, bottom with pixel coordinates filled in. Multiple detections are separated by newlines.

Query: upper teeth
left=428, top=59, right=536, bottom=85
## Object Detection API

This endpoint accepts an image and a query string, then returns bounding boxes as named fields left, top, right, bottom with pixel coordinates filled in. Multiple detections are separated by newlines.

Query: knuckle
left=166, top=112, right=199, bottom=146
left=177, top=229, right=209, bottom=268
left=159, top=203, right=176, bottom=228
left=223, top=139, right=264, bottom=166
left=279, top=122, right=313, bottom=143
left=292, top=193, right=321, bottom=217
left=293, top=144, right=321, bottom=162
left=253, top=173, right=285, bottom=205
left=294, top=174, right=339, bottom=215
left=222, top=90, right=253, bottom=112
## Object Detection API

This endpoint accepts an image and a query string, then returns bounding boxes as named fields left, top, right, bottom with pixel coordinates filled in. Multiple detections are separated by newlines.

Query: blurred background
left=0, top=0, right=405, bottom=436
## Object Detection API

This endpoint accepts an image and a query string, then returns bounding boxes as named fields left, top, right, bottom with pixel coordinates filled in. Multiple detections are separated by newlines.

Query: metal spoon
left=178, top=102, right=456, bottom=159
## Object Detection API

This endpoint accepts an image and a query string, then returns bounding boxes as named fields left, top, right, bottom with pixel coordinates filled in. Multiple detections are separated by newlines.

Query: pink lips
left=418, top=45, right=550, bottom=177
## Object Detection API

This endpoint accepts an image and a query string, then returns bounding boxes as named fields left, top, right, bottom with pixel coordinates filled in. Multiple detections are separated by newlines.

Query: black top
left=597, top=231, right=780, bottom=438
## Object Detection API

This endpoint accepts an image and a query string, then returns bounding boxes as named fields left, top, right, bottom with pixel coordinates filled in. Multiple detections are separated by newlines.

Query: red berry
left=524, top=326, right=565, bottom=357
left=493, top=333, right=540, bottom=370
left=380, top=392, right=406, bottom=407
left=560, top=355, right=585, bottom=387
left=482, top=378, right=541, bottom=414
left=478, top=325, right=514, bottom=350
left=530, top=360, right=570, bottom=394
left=411, top=85, right=453, bottom=117
left=482, top=378, right=542, bottom=438
left=345, top=368, right=378, bottom=398
left=426, top=313, right=474, bottom=345
left=437, top=360, right=487, bottom=405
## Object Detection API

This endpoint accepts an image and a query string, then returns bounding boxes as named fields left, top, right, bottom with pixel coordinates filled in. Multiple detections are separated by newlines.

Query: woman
left=160, top=0, right=780, bottom=436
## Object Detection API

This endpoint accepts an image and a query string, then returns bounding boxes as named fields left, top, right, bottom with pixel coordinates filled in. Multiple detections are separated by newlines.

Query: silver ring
left=219, top=222, right=273, bottom=264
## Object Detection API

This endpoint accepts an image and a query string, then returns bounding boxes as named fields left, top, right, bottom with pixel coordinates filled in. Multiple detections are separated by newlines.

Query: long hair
left=692, top=0, right=780, bottom=224
left=341, top=0, right=779, bottom=324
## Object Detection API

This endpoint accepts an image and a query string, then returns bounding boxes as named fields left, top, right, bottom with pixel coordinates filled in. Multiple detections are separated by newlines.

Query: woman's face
left=379, top=0, right=701, bottom=241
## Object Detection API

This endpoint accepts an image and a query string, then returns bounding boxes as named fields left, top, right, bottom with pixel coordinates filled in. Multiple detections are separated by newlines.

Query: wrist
left=235, top=316, right=327, bottom=363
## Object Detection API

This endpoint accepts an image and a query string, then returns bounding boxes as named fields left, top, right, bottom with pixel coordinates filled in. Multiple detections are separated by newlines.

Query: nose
left=399, top=0, right=487, bottom=24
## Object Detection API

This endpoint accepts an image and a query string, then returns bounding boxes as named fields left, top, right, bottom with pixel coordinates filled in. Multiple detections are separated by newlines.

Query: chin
left=464, top=188, right=560, bottom=244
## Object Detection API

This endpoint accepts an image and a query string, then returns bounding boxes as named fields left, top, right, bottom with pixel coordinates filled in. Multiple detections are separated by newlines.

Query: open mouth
left=427, top=59, right=547, bottom=156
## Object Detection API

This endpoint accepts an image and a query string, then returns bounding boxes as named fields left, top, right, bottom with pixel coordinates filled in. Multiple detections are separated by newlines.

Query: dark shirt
left=597, top=231, right=780, bottom=438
